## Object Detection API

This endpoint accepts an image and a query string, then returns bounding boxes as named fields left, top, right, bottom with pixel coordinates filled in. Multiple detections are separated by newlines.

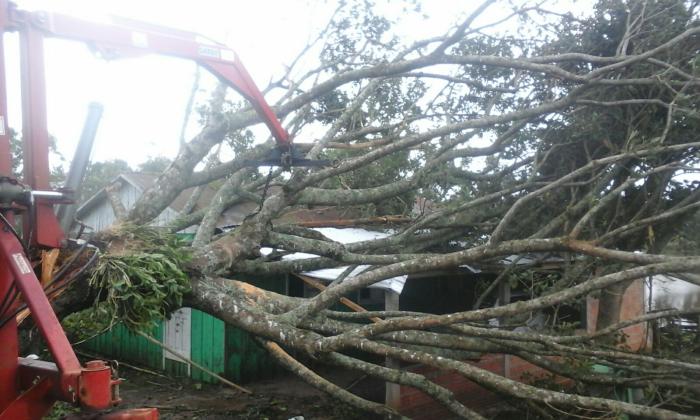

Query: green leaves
left=88, top=224, right=191, bottom=331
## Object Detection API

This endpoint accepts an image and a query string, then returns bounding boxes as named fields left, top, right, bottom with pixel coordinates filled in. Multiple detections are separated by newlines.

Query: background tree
left=136, top=156, right=172, bottom=174
left=78, top=159, right=131, bottom=202
left=42, top=0, right=700, bottom=418
left=9, top=129, right=66, bottom=185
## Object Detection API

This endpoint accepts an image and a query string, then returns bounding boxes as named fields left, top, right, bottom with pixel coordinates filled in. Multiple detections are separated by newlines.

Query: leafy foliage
left=45, top=402, right=80, bottom=420
left=88, top=223, right=191, bottom=331
left=61, top=304, right=113, bottom=342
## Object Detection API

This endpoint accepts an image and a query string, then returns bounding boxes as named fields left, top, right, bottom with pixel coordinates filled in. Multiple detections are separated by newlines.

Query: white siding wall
left=163, top=307, right=192, bottom=371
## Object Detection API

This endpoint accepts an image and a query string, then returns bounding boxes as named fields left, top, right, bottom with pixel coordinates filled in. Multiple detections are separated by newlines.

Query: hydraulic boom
left=0, top=1, right=299, bottom=418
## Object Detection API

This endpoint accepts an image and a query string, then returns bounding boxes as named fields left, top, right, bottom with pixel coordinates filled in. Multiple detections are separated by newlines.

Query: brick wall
left=397, top=279, right=649, bottom=418
left=398, top=355, right=574, bottom=419
left=587, top=278, right=650, bottom=351
left=398, top=354, right=505, bottom=419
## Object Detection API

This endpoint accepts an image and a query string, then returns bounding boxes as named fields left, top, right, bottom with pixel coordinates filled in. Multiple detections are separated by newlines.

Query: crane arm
left=1, top=1, right=291, bottom=145
left=0, top=3, right=306, bottom=417
left=0, top=0, right=305, bottom=248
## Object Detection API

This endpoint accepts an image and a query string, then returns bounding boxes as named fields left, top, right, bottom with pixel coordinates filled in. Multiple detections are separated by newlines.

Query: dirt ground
left=54, top=366, right=383, bottom=420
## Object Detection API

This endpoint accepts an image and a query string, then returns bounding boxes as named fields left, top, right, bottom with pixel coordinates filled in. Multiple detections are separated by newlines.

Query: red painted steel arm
left=0, top=3, right=13, bottom=176
left=0, top=228, right=81, bottom=402
left=13, top=7, right=291, bottom=145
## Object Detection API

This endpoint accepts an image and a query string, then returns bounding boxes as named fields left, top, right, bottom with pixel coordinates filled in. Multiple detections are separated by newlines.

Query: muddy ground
left=53, top=365, right=383, bottom=420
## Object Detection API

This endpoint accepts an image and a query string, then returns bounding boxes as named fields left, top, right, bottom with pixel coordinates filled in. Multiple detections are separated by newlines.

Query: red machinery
left=0, top=1, right=296, bottom=418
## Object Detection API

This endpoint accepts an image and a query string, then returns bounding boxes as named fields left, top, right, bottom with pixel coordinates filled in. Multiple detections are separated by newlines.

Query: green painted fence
left=83, top=322, right=164, bottom=371
left=191, top=309, right=225, bottom=382
left=79, top=274, right=382, bottom=384
left=80, top=308, right=279, bottom=384
left=79, top=275, right=288, bottom=384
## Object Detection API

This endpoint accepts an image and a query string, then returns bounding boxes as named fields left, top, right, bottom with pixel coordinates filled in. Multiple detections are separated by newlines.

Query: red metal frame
left=0, top=1, right=291, bottom=418
left=0, top=2, right=12, bottom=176
left=28, top=10, right=290, bottom=145
left=0, top=229, right=81, bottom=401
left=0, top=374, right=55, bottom=420
left=1, top=0, right=291, bottom=247
left=19, top=23, right=65, bottom=248
left=0, top=230, right=123, bottom=419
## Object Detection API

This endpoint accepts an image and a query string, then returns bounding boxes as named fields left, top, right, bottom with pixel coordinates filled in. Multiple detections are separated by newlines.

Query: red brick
left=397, top=282, right=649, bottom=416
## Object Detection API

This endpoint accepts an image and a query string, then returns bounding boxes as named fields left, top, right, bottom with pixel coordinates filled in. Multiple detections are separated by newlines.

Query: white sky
left=5, top=0, right=591, bottom=169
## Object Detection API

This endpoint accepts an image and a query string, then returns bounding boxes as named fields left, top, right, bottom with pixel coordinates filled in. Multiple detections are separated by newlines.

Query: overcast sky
left=5, top=0, right=590, bottom=169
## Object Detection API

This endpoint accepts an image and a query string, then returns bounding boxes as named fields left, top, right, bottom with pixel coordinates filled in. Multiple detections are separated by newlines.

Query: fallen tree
left=48, top=0, right=700, bottom=417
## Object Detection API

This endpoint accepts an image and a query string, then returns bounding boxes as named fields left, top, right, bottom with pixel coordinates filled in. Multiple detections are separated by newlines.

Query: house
left=75, top=172, right=260, bottom=234
left=76, top=174, right=406, bottom=383
left=76, top=173, right=277, bottom=383
left=394, top=268, right=649, bottom=419
left=76, top=177, right=651, bottom=416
